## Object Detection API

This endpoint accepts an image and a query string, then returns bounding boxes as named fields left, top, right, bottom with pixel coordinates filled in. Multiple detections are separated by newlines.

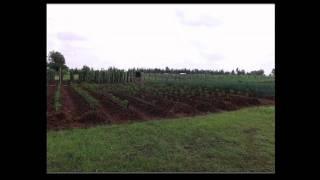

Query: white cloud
left=176, top=9, right=222, bottom=27
left=47, top=4, right=275, bottom=74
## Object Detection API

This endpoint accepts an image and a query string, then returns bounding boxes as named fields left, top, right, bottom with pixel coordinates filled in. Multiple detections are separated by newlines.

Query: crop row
left=81, top=83, right=130, bottom=109
left=53, top=84, right=62, bottom=112
left=71, top=84, right=100, bottom=110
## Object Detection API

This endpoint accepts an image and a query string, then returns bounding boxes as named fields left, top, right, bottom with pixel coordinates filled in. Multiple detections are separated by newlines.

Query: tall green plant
left=54, top=84, right=62, bottom=112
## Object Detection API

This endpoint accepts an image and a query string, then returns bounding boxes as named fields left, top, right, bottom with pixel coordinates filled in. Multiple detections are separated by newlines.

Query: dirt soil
left=47, top=85, right=275, bottom=130
left=46, top=85, right=56, bottom=114
left=48, top=85, right=112, bottom=130
left=82, top=87, right=144, bottom=122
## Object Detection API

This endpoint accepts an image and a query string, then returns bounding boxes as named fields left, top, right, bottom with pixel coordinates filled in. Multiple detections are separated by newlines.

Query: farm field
left=47, top=75, right=274, bottom=130
left=47, top=70, right=275, bottom=172
left=47, top=106, right=275, bottom=172
left=47, top=4, right=275, bottom=173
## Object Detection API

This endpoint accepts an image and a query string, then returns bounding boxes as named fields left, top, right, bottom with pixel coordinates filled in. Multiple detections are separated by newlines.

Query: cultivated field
left=47, top=4, right=275, bottom=172
left=47, top=72, right=275, bottom=172
left=47, top=74, right=274, bottom=130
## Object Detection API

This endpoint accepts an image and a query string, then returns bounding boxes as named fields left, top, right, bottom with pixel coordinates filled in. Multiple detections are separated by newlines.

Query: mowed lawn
left=47, top=106, right=275, bottom=173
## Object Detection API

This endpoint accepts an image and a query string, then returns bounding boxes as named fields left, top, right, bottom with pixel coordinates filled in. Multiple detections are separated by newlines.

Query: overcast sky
left=47, top=4, right=275, bottom=74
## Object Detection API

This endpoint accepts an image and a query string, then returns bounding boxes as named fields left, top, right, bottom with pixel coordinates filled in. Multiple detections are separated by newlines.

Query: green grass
left=47, top=106, right=275, bottom=173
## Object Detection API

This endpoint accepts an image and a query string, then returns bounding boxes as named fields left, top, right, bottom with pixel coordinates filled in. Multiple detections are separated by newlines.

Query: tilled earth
left=47, top=84, right=274, bottom=130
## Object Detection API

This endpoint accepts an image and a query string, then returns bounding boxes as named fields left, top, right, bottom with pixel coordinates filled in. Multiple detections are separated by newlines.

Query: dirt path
left=61, top=85, right=82, bottom=119
left=257, top=98, right=275, bottom=105
left=48, top=85, right=91, bottom=130
left=47, top=85, right=56, bottom=114
left=128, top=104, right=150, bottom=120
left=83, top=88, right=143, bottom=122
left=116, top=93, right=166, bottom=119
left=135, top=92, right=198, bottom=117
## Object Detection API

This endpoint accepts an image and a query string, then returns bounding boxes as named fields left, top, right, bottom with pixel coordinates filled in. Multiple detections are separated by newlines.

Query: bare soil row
left=47, top=84, right=274, bottom=130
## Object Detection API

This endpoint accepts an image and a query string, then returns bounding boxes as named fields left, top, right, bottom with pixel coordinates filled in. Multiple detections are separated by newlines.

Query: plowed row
left=47, top=84, right=274, bottom=130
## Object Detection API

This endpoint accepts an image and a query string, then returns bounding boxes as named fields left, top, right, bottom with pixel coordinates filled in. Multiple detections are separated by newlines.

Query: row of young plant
left=80, top=83, right=130, bottom=109
left=77, top=83, right=253, bottom=115
left=71, top=84, right=100, bottom=110
left=80, top=82, right=243, bottom=99
left=79, top=77, right=274, bottom=102
left=77, top=78, right=275, bottom=113
left=53, top=84, right=62, bottom=112
left=49, top=83, right=98, bottom=113
left=144, top=76, right=274, bottom=98
left=81, top=83, right=229, bottom=106
left=137, top=83, right=242, bottom=101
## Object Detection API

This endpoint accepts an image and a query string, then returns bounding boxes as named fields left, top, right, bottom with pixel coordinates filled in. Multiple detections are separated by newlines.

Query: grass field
left=47, top=106, right=275, bottom=173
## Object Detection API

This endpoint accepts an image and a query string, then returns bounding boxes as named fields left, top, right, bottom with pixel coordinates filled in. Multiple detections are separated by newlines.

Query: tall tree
left=48, top=51, right=66, bottom=85
left=165, top=66, right=170, bottom=73
left=248, top=69, right=264, bottom=76
left=48, top=51, right=66, bottom=70
left=271, top=68, right=275, bottom=77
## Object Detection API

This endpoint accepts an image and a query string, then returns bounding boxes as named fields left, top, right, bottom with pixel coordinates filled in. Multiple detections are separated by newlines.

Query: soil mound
left=77, top=110, right=111, bottom=124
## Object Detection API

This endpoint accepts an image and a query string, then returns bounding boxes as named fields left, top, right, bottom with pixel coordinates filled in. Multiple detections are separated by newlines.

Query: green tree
left=271, top=68, right=275, bottom=77
left=81, top=65, right=91, bottom=81
left=248, top=69, right=265, bottom=76
left=48, top=51, right=66, bottom=85
left=165, top=66, right=170, bottom=73
left=48, top=51, right=65, bottom=69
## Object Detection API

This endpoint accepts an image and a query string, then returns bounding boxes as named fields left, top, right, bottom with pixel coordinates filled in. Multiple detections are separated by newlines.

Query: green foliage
left=81, top=83, right=129, bottom=109
left=47, top=68, right=56, bottom=83
left=54, top=84, right=62, bottom=112
left=144, top=74, right=274, bottom=97
left=71, top=84, right=100, bottom=110
left=247, top=69, right=265, bottom=76
left=48, top=51, right=66, bottom=71
left=63, top=73, right=71, bottom=81
left=68, top=67, right=135, bottom=84
left=110, top=94, right=129, bottom=109
left=271, top=68, right=275, bottom=77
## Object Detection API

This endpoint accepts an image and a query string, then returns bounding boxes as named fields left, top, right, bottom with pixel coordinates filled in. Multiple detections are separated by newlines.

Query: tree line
left=133, top=67, right=270, bottom=76
left=47, top=51, right=275, bottom=82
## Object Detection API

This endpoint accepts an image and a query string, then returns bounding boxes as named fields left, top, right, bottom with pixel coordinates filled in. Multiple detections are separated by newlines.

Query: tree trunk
left=59, top=67, right=62, bottom=86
